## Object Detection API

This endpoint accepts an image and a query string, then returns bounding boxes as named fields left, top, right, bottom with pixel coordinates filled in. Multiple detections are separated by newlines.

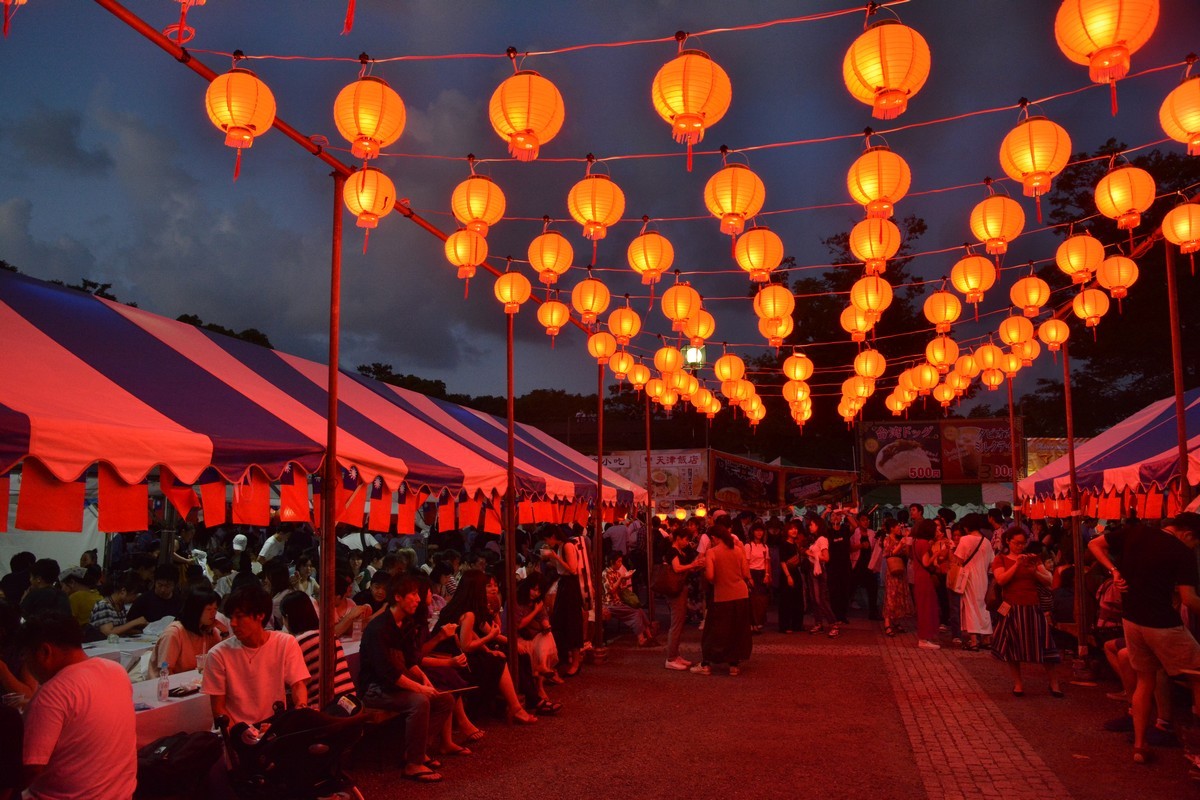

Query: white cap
left=232, top=533, right=248, bottom=552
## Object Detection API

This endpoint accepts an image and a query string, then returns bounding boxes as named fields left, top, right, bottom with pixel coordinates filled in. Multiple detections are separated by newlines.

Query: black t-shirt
left=354, top=590, right=388, bottom=614
left=357, top=610, right=418, bottom=692
left=126, top=591, right=181, bottom=623
left=666, top=544, right=696, bottom=568
left=778, top=541, right=801, bottom=578
left=1107, top=524, right=1199, bottom=628
left=0, top=704, right=21, bottom=791
left=828, top=523, right=852, bottom=570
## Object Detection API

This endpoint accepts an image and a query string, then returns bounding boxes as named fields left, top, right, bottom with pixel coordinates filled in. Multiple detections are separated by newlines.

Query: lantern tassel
left=686, top=141, right=693, bottom=173
left=463, top=278, right=470, bottom=300
left=1190, top=253, right=1195, bottom=277
left=1035, top=195, right=1043, bottom=224
left=342, top=0, right=356, bottom=35
left=550, top=334, right=556, bottom=350
left=1109, top=81, right=1118, bottom=117
left=233, top=148, right=242, bottom=181
left=646, top=281, right=655, bottom=315
left=3, top=3, right=10, bottom=38
left=591, top=240, right=598, bottom=265
left=973, top=302, right=979, bottom=322
left=362, top=229, right=369, bottom=255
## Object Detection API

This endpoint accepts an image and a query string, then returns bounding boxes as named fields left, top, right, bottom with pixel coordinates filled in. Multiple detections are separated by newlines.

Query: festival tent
left=0, top=269, right=644, bottom=534
left=1018, top=388, right=1200, bottom=500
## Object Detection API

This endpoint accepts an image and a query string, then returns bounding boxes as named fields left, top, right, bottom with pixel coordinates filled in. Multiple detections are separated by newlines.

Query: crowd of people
left=1, top=501, right=1199, bottom=795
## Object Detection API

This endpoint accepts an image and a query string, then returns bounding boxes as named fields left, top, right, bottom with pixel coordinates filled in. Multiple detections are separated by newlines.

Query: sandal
left=440, top=745, right=472, bottom=757
left=884, top=626, right=897, bottom=637
left=403, top=767, right=443, bottom=783
left=507, top=707, right=538, bottom=725
left=535, top=699, right=563, bottom=715
left=462, top=728, right=486, bottom=743
left=1132, top=746, right=1152, bottom=764
left=423, top=758, right=443, bottom=770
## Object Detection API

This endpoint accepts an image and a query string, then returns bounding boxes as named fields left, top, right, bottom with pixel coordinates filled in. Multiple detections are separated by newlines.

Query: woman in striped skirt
left=990, top=528, right=1063, bottom=697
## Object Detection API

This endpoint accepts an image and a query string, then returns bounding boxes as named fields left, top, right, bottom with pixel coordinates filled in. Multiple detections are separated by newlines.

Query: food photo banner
left=708, top=450, right=856, bottom=511
left=861, top=419, right=1022, bottom=484
left=602, top=449, right=707, bottom=507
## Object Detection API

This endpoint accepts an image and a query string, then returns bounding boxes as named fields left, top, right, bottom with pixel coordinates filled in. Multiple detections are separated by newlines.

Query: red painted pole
left=1062, top=343, right=1089, bottom=657
left=1164, top=241, right=1193, bottom=507
left=644, top=391, right=654, bottom=619
left=505, top=312, right=520, bottom=682
left=592, top=364, right=606, bottom=650
left=1007, top=376, right=1021, bottom=521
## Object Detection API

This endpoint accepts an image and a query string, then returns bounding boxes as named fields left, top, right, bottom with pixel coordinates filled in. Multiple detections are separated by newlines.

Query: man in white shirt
left=18, top=613, right=137, bottom=800
left=202, top=584, right=309, bottom=726
left=603, top=521, right=630, bottom=556
left=257, top=527, right=292, bottom=564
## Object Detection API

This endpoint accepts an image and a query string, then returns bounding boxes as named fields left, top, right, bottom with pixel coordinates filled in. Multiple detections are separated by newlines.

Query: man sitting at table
left=126, top=565, right=182, bottom=624
left=89, top=572, right=148, bottom=639
left=202, top=584, right=309, bottom=726
left=19, top=560, right=70, bottom=620
left=59, top=567, right=102, bottom=629
left=16, top=613, right=137, bottom=800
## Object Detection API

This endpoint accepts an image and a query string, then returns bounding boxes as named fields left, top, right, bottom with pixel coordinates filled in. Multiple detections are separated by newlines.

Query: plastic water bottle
left=157, top=663, right=170, bottom=702
left=351, top=615, right=364, bottom=641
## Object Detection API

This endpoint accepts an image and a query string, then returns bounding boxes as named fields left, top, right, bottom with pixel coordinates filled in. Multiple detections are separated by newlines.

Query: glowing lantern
left=847, top=144, right=911, bottom=219
left=782, top=380, right=811, bottom=404
left=955, top=353, right=981, bottom=379
left=692, top=388, right=715, bottom=410
left=885, top=394, right=908, bottom=416
left=998, top=315, right=1034, bottom=347
left=343, top=167, right=396, bottom=234
left=898, top=369, right=918, bottom=395
left=974, top=343, right=1005, bottom=371
left=1056, top=232, right=1104, bottom=283
left=607, top=306, right=641, bottom=345
left=683, top=345, right=706, bottom=369
left=979, top=371, right=1008, bottom=393
left=713, top=353, right=746, bottom=383
left=1012, top=338, right=1042, bottom=367
left=753, top=284, right=795, bottom=326
left=444, top=228, right=487, bottom=281
left=746, top=405, right=767, bottom=426
left=923, top=290, right=962, bottom=334
left=933, top=383, right=956, bottom=409
left=650, top=49, right=732, bottom=170
left=205, top=68, right=276, bottom=178
left=1163, top=202, right=1200, bottom=253
left=682, top=309, right=716, bottom=348
left=654, top=346, right=684, bottom=375
left=570, top=277, right=611, bottom=325
left=842, top=376, right=875, bottom=401
left=567, top=173, right=625, bottom=241
left=1000, top=352, right=1022, bottom=379
left=645, top=378, right=666, bottom=401
left=1073, top=288, right=1111, bottom=327
left=661, top=282, right=702, bottom=332
left=537, top=299, right=569, bottom=340
left=627, top=362, right=651, bottom=391
left=333, top=76, right=406, bottom=161
left=451, top=174, right=506, bottom=236
left=842, top=19, right=931, bottom=119
left=1038, top=319, right=1070, bottom=351
left=950, top=254, right=997, bottom=306
left=1096, top=255, right=1139, bottom=299
left=1160, top=76, right=1200, bottom=156
left=783, top=353, right=815, bottom=382
left=1055, top=0, right=1159, bottom=84
left=587, top=332, right=617, bottom=365
left=665, top=370, right=689, bottom=394
left=854, top=348, right=887, bottom=380
left=680, top=374, right=700, bottom=400
left=734, top=227, right=785, bottom=283
left=912, top=363, right=939, bottom=396
left=1010, top=275, right=1051, bottom=317
left=659, top=391, right=680, bottom=411
left=721, top=379, right=754, bottom=407
left=970, top=194, right=1025, bottom=255
left=759, top=316, right=793, bottom=349
left=925, top=335, right=959, bottom=373
left=704, top=163, right=766, bottom=236
left=627, top=230, right=674, bottom=285
left=837, top=399, right=858, bottom=423
left=981, top=368, right=1005, bottom=391
left=528, top=230, right=574, bottom=285
left=489, top=70, right=564, bottom=161
left=849, top=218, right=902, bottom=275
left=741, top=394, right=765, bottom=417
left=840, top=305, right=874, bottom=342
left=493, top=271, right=532, bottom=314
left=850, top=275, right=893, bottom=323
left=1094, top=165, right=1155, bottom=230
left=947, top=370, right=971, bottom=397
left=999, top=115, right=1072, bottom=202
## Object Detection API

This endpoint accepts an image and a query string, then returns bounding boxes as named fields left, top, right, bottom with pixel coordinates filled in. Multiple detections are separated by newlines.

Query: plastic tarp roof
left=1018, top=388, right=1200, bottom=499
left=0, top=270, right=643, bottom=505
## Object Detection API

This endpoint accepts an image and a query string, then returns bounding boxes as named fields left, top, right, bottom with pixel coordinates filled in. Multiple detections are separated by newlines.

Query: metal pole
left=318, top=171, right=345, bottom=707
left=1007, top=376, right=1021, bottom=522
left=1062, top=343, right=1089, bottom=658
left=592, top=364, right=606, bottom=649
left=644, top=391, right=654, bottom=619
left=504, top=313, right=520, bottom=681
left=1164, top=241, right=1193, bottom=507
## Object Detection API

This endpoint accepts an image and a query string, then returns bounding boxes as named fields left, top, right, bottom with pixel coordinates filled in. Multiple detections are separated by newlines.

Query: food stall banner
left=861, top=419, right=1020, bottom=484
left=709, top=451, right=782, bottom=510
left=602, top=449, right=707, bottom=505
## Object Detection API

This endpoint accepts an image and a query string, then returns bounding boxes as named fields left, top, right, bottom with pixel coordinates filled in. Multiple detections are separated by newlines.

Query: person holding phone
left=990, top=528, right=1063, bottom=697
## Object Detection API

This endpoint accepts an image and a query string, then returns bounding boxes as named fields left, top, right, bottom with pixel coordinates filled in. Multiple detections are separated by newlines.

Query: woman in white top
left=806, top=517, right=839, bottom=636
left=952, top=512, right=995, bottom=650
left=745, top=522, right=771, bottom=633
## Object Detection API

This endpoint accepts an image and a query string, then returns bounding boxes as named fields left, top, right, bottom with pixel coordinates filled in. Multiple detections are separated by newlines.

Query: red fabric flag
left=395, top=489, right=418, bottom=535
left=603, top=505, right=617, bottom=524
left=438, top=496, right=456, bottom=533
left=16, top=459, right=85, bottom=532
left=574, top=503, right=591, bottom=527
left=1097, top=491, right=1122, bottom=520
left=0, top=474, right=9, bottom=533
left=367, top=478, right=392, bottom=533
left=457, top=498, right=483, bottom=531
left=200, top=479, right=227, bottom=527
left=339, top=485, right=367, bottom=528
left=159, top=466, right=199, bottom=518
left=279, top=465, right=311, bottom=524
left=1027, top=500, right=1044, bottom=520
left=482, top=499, right=503, bottom=535
left=232, top=470, right=270, bottom=526
left=518, top=499, right=535, bottom=526
left=98, top=463, right=149, bottom=532
left=1167, top=485, right=1183, bottom=518
left=533, top=501, right=553, bottom=524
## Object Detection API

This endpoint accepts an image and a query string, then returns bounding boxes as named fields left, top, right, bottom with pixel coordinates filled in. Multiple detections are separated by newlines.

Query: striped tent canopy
left=1018, top=388, right=1200, bottom=499
left=0, top=270, right=644, bottom=527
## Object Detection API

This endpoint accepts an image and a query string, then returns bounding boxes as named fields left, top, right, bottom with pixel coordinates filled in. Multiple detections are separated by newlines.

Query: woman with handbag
left=881, top=518, right=914, bottom=637
left=990, top=528, right=1064, bottom=697
left=662, top=528, right=704, bottom=670
left=952, top=513, right=995, bottom=651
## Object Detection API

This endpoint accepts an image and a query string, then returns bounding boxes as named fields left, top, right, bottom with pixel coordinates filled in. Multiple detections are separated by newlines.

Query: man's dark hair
left=178, top=589, right=220, bottom=635
left=279, top=590, right=320, bottom=635
left=381, top=553, right=401, bottom=574
left=223, top=583, right=273, bottom=621
left=9, top=552, right=35, bottom=573
left=960, top=513, right=988, bottom=533
left=153, top=564, right=178, bottom=584
left=30, top=559, right=60, bottom=585
left=987, top=508, right=1004, bottom=524
left=369, top=569, right=391, bottom=586
left=210, top=555, right=233, bottom=573
left=937, top=507, right=956, bottom=523
left=105, top=570, right=143, bottom=598
left=16, top=613, right=83, bottom=653
left=387, top=573, right=424, bottom=606
left=908, top=503, right=924, bottom=516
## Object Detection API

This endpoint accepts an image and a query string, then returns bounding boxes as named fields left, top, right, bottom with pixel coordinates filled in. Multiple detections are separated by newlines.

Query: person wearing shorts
left=1090, top=512, right=1200, bottom=765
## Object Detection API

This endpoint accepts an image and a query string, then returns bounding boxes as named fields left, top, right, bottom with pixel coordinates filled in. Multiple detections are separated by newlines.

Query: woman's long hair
left=436, top=569, right=492, bottom=633
left=178, top=588, right=220, bottom=635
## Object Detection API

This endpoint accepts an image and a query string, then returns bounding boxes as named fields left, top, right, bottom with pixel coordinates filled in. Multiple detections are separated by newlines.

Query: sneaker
left=808, top=625, right=824, bottom=634
left=1105, top=691, right=1130, bottom=702
left=728, top=666, right=740, bottom=677
left=665, top=658, right=688, bottom=671
left=828, top=627, right=841, bottom=638
left=918, top=639, right=942, bottom=650
left=939, top=624, right=950, bottom=632
left=689, top=664, right=711, bottom=675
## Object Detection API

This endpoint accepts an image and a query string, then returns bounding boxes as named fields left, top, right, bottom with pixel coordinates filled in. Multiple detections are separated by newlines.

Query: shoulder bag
left=947, top=536, right=984, bottom=594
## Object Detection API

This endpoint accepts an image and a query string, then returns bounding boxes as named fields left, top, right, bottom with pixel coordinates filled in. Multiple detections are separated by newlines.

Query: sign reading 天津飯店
left=601, top=449, right=707, bottom=504
left=861, top=418, right=1022, bottom=484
